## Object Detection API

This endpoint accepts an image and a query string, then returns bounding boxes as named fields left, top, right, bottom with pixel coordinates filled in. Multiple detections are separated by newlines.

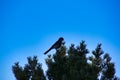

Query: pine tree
left=12, top=41, right=120, bottom=80
left=45, top=41, right=119, bottom=80
left=12, top=56, right=46, bottom=80
left=89, top=44, right=119, bottom=80
left=45, top=45, right=67, bottom=80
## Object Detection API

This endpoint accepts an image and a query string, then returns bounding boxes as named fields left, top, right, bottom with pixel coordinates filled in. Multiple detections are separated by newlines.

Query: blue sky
left=1, top=0, right=120, bottom=80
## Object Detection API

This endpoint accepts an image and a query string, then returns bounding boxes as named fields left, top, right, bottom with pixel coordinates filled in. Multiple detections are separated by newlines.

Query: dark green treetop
left=12, top=41, right=119, bottom=80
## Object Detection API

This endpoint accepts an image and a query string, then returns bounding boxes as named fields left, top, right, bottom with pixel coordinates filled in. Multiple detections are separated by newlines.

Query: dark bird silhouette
left=44, top=37, right=64, bottom=54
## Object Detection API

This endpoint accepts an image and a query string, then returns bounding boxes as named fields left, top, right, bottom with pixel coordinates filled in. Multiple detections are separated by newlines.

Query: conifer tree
left=45, top=41, right=119, bottom=80
left=12, top=56, right=46, bottom=80
left=12, top=41, right=120, bottom=80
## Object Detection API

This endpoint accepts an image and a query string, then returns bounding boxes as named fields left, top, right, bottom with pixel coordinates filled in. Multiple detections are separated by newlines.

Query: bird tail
left=44, top=48, right=52, bottom=55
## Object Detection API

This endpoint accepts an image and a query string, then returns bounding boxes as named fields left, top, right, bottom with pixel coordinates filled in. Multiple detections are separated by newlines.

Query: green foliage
left=12, top=56, right=46, bottom=80
left=45, top=41, right=119, bottom=80
left=12, top=41, right=120, bottom=80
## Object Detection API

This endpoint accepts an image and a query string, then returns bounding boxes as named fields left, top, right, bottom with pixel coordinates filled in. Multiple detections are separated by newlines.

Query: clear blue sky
left=1, top=0, right=120, bottom=80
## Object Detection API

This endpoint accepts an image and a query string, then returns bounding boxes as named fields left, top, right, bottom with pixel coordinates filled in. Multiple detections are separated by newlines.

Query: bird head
left=59, top=37, right=65, bottom=45
left=59, top=37, right=64, bottom=41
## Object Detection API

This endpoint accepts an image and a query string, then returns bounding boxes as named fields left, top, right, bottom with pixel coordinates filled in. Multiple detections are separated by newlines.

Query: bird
left=44, top=37, right=64, bottom=54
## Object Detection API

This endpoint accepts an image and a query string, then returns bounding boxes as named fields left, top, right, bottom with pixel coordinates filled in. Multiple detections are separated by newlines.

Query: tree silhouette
left=12, top=41, right=120, bottom=80
left=12, top=56, right=46, bottom=80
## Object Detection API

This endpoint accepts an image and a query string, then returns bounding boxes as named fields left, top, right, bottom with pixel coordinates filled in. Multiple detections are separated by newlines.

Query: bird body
left=44, top=37, right=64, bottom=54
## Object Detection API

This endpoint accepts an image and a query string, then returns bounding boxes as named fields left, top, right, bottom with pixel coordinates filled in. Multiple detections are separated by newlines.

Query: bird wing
left=44, top=38, right=62, bottom=54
